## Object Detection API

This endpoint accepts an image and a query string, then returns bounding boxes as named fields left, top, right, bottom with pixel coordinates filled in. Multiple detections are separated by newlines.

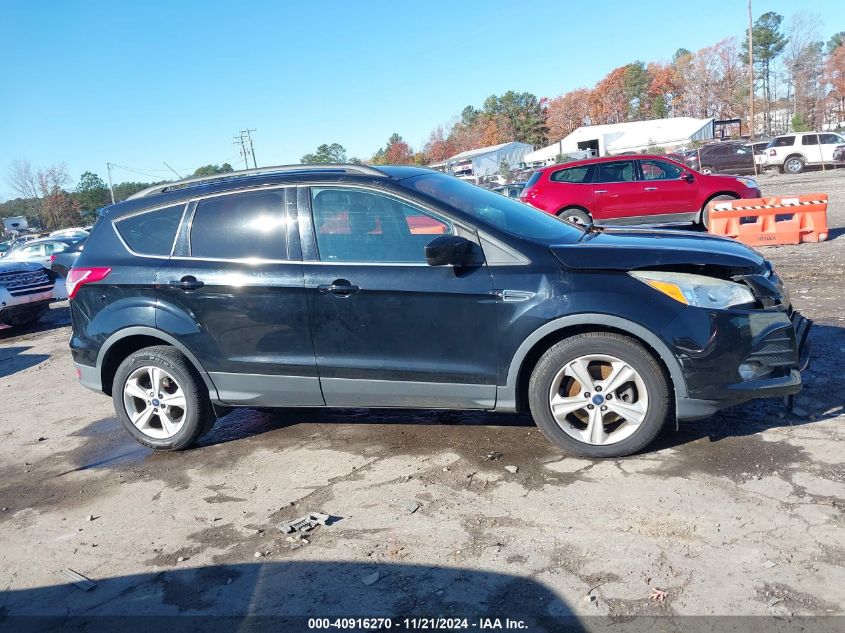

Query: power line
left=233, top=129, right=258, bottom=169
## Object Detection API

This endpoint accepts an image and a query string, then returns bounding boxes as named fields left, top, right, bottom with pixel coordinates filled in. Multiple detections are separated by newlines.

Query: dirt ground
left=1, top=170, right=844, bottom=630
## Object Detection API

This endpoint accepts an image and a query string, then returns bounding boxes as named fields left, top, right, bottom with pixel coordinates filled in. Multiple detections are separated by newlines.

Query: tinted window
left=802, top=135, right=819, bottom=146
left=819, top=134, right=842, bottom=144
left=525, top=171, right=542, bottom=187
left=312, top=187, right=451, bottom=263
left=703, top=145, right=729, bottom=155
left=769, top=136, right=795, bottom=147
left=594, top=161, right=636, bottom=183
left=550, top=165, right=593, bottom=183
left=191, top=191, right=286, bottom=260
left=44, top=241, right=68, bottom=255
left=116, top=204, right=185, bottom=256
left=403, top=173, right=582, bottom=241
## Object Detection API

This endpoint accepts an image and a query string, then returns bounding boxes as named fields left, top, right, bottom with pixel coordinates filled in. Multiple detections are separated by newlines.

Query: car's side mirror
left=682, top=172, right=695, bottom=182
left=425, top=235, right=473, bottom=267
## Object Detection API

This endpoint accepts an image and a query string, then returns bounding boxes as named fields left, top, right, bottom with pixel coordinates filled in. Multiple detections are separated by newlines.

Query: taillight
left=66, top=267, right=111, bottom=300
left=49, top=255, right=56, bottom=263
left=769, top=149, right=776, bottom=156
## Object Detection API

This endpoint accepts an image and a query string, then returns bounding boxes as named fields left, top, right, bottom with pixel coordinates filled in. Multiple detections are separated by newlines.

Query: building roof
left=525, top=117, right=714, bottom=163
left=447, top=141, right=531, bottom=162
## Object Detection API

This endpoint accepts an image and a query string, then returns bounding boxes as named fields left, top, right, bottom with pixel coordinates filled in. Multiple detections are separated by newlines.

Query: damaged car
left=68, top=165, right=810, bottom=457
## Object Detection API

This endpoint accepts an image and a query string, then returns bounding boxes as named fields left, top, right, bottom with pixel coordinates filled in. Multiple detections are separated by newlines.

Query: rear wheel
left=112, top=345, right=214, bottom=450
left=557, top=207, right=592, bottom=226
left=784, top=156, right=805, bottom=174
left=528, top=332, right=670, bottom=458
left=701, top=194, right=737, bottom=229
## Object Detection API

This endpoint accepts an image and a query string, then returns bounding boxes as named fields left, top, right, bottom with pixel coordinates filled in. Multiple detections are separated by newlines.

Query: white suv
left=763, top=131, right=845, bottom=174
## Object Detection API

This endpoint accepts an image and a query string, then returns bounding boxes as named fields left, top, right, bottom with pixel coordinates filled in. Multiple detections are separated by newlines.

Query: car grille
left=0, top=269, right=53, bottom=297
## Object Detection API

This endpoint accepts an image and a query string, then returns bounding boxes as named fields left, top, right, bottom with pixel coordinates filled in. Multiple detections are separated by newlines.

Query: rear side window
left=115, top=204, right=185, bottom=256
left=769, top=136, right=795, bottom=148
left=802, top=135, right=819, bottom=146
left=525, top=171, right=542, bottom=187
left=190, top=190, right=286, bottom=260
left=594, top=161, right=636, bottom=183
left=550, top=165, right=593, bottom=183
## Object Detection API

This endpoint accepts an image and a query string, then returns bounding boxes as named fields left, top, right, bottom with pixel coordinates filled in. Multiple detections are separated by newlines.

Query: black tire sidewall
left=558, top=208, right=591, bottom=226
left=528, top=335, right=669, bottom=458
left=112, top=347, right=207, bottom=450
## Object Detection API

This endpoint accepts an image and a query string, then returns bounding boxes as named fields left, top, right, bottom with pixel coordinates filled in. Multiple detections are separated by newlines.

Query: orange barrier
left=707, top=193, right=829, bottom=246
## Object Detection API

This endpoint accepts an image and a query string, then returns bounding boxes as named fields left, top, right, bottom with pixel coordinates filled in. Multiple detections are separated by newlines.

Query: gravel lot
left=1, top=170, right=843, bottom=629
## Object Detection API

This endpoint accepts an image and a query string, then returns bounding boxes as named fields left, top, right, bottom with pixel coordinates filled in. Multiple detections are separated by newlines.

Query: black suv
left=69, top=165, right=810, bottom=457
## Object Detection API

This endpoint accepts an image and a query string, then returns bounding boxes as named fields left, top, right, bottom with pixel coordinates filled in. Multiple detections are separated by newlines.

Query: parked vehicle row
left=1, top=236, right=86, bottom=277
left=519, top=154, right=760, bottom=227
left=761, top=131, right=845, bottom=173
left=0, top=260, right=58, bottom=329
left=69, top=164, right=808, bottom=459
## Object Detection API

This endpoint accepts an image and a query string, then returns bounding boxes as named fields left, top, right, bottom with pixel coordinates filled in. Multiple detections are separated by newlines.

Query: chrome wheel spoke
left=161, top=390, right=186, bottom=409
left=583, top=407, right=607, bottom=445
left=132, top=405, right=155, bottom=431
left=606, top=398, right=647, bottom=425
left=149, top=367, right=164, bottom=395
left=565, top=357, right=595, bottom=392
left=124, top=379, right=149, bottom=401
left=550, top=394, right=587, bottom=419
left=602, top=361, right=635, bottom=395
left=159, top=409, right=179, bottom=436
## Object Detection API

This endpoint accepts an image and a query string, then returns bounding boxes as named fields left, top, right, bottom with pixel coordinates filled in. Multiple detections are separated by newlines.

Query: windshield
left=403, top=172, right=582, bottom=242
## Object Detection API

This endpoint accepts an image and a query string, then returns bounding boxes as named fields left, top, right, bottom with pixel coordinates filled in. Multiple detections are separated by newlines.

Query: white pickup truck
left=0, top=261, right=57, bottom=329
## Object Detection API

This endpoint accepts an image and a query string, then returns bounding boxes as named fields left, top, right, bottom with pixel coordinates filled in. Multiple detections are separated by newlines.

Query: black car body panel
left=69, top=166, right=808, bottom=425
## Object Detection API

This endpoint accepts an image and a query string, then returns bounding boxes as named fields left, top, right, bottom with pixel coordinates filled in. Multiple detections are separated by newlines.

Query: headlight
left=630, top=271, right=755, bottom=309
left=736, top=177, right=758, bottom=189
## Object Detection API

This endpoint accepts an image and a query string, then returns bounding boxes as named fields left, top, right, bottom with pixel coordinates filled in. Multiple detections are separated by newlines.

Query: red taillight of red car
left=66, top=267, right=111, bottom=300
left=49, top=255, right=56, bottom=263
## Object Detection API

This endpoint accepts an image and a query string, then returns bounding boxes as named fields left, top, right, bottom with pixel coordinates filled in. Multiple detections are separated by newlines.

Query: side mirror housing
left=425, top=235, right=473, bottom=267
left=682, top=172, right=695, bottom=183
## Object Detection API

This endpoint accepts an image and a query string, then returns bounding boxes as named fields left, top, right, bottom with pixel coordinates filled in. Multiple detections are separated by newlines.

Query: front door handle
left=169, top=275, right=204, bottom=290
left=644, top=186, right=659, bottom=191
left=594, top=189, right=608, bottom=194
left=318, top=279, right=360, bottom=296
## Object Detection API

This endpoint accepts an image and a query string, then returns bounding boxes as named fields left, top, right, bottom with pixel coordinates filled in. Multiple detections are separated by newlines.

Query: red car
left=519, top=155, right=761, bottom=227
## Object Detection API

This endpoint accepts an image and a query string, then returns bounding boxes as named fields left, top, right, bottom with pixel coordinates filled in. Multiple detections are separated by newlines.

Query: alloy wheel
left=122, top=365, right=188, bottom=440
left=548, top=354, right=649, bottom=446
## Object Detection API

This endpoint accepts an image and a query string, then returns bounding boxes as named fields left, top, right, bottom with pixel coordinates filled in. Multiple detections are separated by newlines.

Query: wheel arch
left=700, top=191, right=740, bottom=212
left=497, top=314, right=686, bottom=414
left=97, top=327, right=218, bottom=398
left=556, top=204, right=591, bottom=216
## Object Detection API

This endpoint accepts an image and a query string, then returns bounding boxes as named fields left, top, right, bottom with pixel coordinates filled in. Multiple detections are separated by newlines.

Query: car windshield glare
left=404, top=173, right=583, bottom=241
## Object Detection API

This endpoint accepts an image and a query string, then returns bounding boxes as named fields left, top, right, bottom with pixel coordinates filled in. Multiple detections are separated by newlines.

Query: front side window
left=311, top=187, right=451, bottom=263
left=640, top=159, right=683, bottom=181
left=44, top=242, right=68, bottom=255
left=550, top=165, right=593, bottom=183
left=116, top=204, right=185, bottom=256
left=594, top=161, right=636, bottom=183
left=191, top=191, right=286, bottom=260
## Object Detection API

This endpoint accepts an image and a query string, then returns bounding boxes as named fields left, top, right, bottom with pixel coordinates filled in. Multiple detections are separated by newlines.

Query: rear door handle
left=318, top=279, right=360, bottom=296
left=644, top=187, right=659, bottom=191
left=594, top=189, right=608, bottom=194
left=169, top=275, right=204, bottom=290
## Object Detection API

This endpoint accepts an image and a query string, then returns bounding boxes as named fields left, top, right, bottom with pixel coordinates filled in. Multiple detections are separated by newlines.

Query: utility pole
left=233, top=134, right=249, bottom=169
left=106, top=163, right=116, bottom=204
left=241, top=129, right=258, bottom=169
left=748, top=0, right=757, bottom=176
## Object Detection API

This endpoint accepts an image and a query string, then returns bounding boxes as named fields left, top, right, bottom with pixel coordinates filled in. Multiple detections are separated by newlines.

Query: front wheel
left=701, top=194, right=737, bottom=229
left=528, top=332, right=670, bottom=458
left=112, top=345, right=214, bottom=450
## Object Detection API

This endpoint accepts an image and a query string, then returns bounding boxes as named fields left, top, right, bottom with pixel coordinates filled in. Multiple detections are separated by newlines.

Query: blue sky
left=1, top=0, right=843, bottom=198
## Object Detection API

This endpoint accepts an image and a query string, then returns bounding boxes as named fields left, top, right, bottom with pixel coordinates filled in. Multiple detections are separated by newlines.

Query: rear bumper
left=74, top=361, right=102, bottom=393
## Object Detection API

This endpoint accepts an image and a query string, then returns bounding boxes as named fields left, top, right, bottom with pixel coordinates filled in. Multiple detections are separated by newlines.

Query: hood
left=551, top=227, right=766, bottom=275
left=0, top=260, right=46, bottom=274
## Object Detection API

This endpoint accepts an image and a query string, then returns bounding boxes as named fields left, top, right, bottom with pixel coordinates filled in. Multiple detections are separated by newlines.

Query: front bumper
left=672, top=308, right=811, bottom=420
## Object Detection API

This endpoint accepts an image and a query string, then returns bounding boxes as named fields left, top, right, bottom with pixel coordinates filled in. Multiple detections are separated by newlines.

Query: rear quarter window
left=549, top=165, right=593, bottom=183
left=114, top=204, right=185, bottom=256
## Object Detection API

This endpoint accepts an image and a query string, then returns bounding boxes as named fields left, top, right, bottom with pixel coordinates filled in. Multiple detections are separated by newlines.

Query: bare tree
left=784, top=11, right=824, bottom=129
left=6, top=159, right=44, bottom=225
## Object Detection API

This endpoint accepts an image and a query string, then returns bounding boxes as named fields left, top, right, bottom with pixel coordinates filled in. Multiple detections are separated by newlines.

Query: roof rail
left=126, top=164, right=388, bottom=200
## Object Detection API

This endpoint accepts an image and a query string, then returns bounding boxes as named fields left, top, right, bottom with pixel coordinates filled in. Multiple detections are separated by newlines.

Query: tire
left=557, top=207, right=592, bottom=226
left=700, top=194, right=737, bottom=229
left=112, top=345, right=214, bottom=451
left=784, top=156, right=805, bottom=174
left=528, top=332, right=670, bottom=458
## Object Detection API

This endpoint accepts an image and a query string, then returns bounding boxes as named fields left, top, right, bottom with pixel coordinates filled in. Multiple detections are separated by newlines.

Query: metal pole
left=106, top=163, right=116, bottom=204
left=748, top=0, right=758, bottom=176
